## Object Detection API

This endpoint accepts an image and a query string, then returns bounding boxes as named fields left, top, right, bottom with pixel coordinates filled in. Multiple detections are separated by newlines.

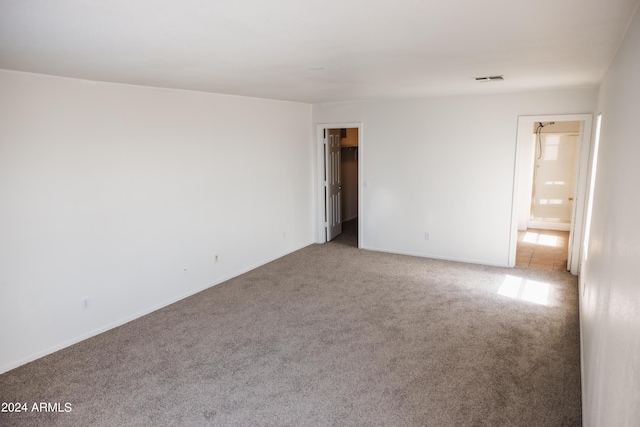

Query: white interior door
left=325, top=129, right=342, bottom=241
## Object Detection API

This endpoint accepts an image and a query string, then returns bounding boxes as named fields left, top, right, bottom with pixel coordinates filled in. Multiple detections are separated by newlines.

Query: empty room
left=1, top=1, right=639, bottom=426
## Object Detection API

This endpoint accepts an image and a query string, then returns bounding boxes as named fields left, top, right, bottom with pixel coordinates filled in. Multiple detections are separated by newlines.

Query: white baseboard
left=0, top=243, right=312, bottom=375
left=360, top=245, right=510, bottom=268
left=527, top=220, right=571, bottom=231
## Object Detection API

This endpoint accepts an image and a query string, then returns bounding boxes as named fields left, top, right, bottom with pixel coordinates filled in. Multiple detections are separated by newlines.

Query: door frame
left=510, top=114, right=593, bottom=274
left=315, top=122, right=363, bottom=247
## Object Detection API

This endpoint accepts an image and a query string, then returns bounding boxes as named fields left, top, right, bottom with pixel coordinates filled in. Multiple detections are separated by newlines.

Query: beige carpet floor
left=0, top=220, right=581, bottom=426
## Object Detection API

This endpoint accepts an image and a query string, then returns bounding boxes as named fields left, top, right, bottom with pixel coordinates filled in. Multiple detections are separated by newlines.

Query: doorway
left=510, top=114, right=593, bottom=275
left=528, top=121, right=581, bottom=231
left=315, top=123, right=363, bottom=248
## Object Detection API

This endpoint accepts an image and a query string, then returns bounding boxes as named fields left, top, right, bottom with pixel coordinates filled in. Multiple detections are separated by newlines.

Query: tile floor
left=516, top=228, right=569, bottom=271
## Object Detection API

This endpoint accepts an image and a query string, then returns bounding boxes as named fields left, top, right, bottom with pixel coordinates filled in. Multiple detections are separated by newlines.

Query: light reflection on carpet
left=498, top=274, right=551, bottom=306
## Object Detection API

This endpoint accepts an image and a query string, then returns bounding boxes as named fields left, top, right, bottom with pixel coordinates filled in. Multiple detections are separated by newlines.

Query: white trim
left=527, top=220, right=571, bottom=231
left=510, top=114, right=593, bottom=274
left=362, top=246, right=510, bottom=268
left=315, top=123, right=363, bottom=248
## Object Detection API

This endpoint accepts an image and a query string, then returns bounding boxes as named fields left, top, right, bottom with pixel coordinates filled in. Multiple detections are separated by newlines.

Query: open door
left=325, top=129, right=342, bottom=241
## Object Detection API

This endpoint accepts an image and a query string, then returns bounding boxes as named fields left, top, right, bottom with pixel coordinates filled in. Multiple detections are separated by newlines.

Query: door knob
left=568, top=197, right=574, bottom=201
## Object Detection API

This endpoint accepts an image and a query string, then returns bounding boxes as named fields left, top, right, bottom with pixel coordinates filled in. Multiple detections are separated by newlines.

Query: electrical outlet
left=425, top=232, right=431, bottom=241
left=82, top=297, right=90, bottom=310
left=214, top=254, right=219, bottom=263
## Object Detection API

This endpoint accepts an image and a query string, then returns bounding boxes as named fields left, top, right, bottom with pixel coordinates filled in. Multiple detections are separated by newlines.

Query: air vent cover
left=475, top=75, right=504, bottom=82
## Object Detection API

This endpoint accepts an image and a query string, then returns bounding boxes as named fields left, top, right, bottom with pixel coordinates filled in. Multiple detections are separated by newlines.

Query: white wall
left=580, top=6, right=640, bottom=426
left=539, top=120, right=581, bottom=134
left=313, top=88, right=597, bottom=266
left=0, top=70, right=314, bottom=373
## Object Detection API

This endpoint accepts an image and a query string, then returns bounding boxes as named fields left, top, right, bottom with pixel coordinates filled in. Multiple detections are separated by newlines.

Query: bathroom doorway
left=510, top=114, right=593, bottom=275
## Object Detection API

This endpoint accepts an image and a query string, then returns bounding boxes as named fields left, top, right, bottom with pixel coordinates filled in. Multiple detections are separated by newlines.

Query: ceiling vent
left=475, top=75, right=504, bottom=82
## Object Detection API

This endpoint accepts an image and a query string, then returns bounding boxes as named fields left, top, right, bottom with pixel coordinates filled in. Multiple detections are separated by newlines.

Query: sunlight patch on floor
left=523, top=232, right=560, bottom=247
left=498, top=275, right=551, bottom=305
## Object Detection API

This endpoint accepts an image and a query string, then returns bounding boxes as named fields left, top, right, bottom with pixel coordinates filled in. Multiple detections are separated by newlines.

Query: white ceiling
left=1, top=0, right=639, bottom=103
